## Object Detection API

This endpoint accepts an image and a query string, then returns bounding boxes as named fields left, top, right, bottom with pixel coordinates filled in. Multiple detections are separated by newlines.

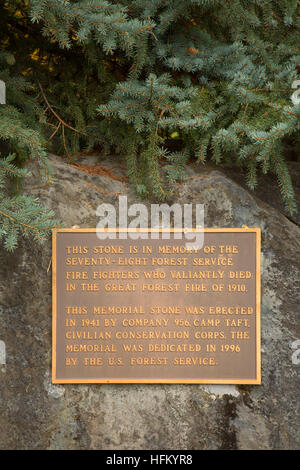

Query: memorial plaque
left=52, top=228, right=261, bottom=384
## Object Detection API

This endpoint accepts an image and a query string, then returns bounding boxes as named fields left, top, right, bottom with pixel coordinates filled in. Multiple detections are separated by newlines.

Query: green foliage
left=0, top=0, right=299, bottom=247
left=97, top=73, right=199, bottom=198
left=26, top=0, right=298, bottom=213
left=0, top=47, right=60, bottom=250
left=0, top=154, right=60, bottom=251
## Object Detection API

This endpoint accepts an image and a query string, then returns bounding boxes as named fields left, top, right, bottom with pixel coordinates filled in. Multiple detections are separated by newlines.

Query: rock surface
left=0, top=154, right=299, bottom=450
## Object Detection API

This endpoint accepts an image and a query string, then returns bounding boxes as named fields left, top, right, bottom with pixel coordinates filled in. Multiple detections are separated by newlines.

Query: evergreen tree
left=0, top=47, right=60, bottom=250
left=0, top=153, right=60, bottom=250
left=28, top=0, right=300, bottom=212
left=0, top=0, right=299, bottom=250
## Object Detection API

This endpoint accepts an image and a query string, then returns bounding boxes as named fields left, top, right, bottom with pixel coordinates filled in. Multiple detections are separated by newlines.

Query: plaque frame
left=52, top=227, right=261, bottom=384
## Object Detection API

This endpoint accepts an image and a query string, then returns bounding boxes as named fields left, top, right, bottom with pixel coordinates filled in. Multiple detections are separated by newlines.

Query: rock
left=213, top=161, right=300, bottom=226
left=0, top=154, right=299, bottom=450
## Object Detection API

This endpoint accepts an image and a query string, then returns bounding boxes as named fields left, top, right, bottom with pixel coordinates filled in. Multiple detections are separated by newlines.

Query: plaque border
left=52, top=228, right=261, bottom=385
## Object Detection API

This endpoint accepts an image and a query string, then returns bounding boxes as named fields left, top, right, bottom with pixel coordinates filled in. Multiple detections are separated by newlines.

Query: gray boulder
left=0, top=154, right=299, bottom=450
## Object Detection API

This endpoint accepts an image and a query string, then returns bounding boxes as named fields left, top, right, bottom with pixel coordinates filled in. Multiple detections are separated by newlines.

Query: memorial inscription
left=52, top=228, right=261, bottom=384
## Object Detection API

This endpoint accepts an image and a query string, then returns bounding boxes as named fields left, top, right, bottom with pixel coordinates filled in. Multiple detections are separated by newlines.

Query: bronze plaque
left=52, top=228, right=261, bottom=384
